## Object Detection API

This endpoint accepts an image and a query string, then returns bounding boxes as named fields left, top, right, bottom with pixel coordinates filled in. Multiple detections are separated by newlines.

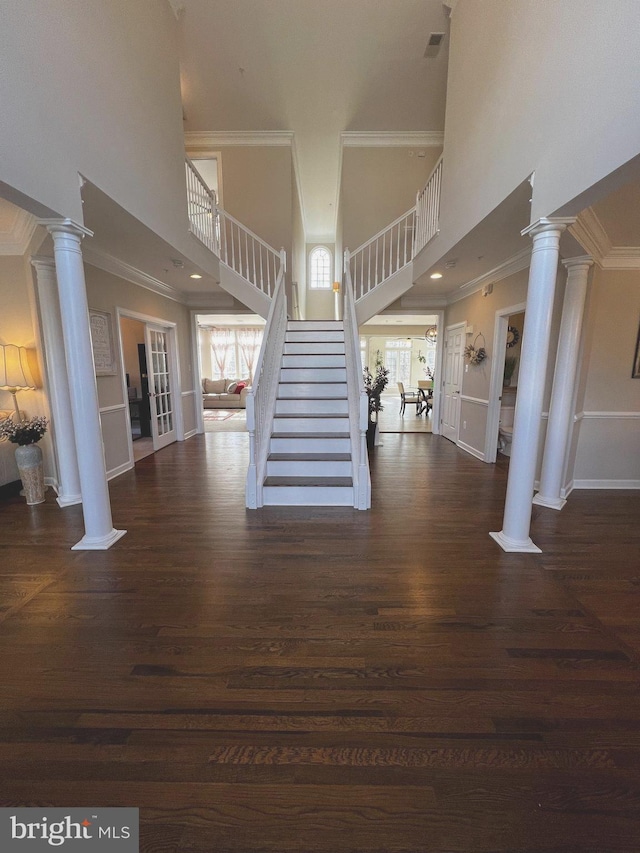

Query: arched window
left=309, top=246, right=332, bottom=289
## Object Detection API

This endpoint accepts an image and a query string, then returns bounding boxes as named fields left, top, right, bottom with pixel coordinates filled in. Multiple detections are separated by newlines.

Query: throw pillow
left=234, top=381, right=246, bottom=394
left=226, top=381, right=238, bottom=394
left=203, top=378, right=226, bottom=394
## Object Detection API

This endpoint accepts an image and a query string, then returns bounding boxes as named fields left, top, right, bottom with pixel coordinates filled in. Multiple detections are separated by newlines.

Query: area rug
left=202, top=409, right=243, bottom=422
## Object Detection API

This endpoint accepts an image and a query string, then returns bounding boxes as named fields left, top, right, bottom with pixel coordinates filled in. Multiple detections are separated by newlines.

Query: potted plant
left=363, top=364, right=389, bottom=450
left=0, top=415, right=48, bottom=504
left=503, top=355, right=518, bottom=387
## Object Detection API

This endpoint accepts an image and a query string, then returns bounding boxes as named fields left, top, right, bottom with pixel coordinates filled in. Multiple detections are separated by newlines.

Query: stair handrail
left=246, top=250, right=288, bottom=508
left=413, top=154, right=443, bottom=255
left=185, top=157, right=218, bottom=255
left=343, top=260, right=371, bottom=509
left=346, top=206, right=417, bottom=301
left=217, top=207, right=283, bottom=298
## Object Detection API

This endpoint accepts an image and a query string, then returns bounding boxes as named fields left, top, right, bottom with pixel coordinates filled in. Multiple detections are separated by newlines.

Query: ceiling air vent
left=424, top=32, right=445, bottom=58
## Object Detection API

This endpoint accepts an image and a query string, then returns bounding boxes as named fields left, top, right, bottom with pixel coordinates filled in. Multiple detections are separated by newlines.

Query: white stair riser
left=282, top=354, right=346, bottom=368
left=276, top=398, right=348, bottom=415
left=270, top=437, right=351, bottom=453
left=284, top=342, right=345, bottom=355
left=266, top=459, right=352, bottom=477
left=273, top=417, right=347, bottom=433
left=278, top=382, right=346, bottom=399
left=263, top=486, right=354, bottom=506
left=288, top=321, right=343, bottom=332
left=281, top=368, right=346, bottom=382
left=286, top=331, right=344, bottom=343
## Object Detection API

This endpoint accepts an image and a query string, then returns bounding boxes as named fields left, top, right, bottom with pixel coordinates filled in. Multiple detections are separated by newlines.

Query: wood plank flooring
left=0, top=431, right=639, bottom=852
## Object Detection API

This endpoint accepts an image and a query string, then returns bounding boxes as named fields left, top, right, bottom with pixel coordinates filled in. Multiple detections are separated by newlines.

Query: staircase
left=262, top=320, right=355, bottom=506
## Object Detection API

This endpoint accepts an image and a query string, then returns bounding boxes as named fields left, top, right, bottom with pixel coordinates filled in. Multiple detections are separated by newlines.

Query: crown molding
left=448, top=247, right=531, bottom=304
left=0, top=208, right=38, bottom=255
left=185, top=131, right=294, bottom=153
left=83, top=246, right=183, bottom=303
left=601, top=246, right=640, bottom=269
left=341, top=131, right=444, bottom=148
left=568, top=207, right=611, bottom=264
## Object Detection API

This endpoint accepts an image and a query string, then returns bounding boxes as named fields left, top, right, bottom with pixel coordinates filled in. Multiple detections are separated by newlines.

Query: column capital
left=521, top=217, right=576, bottom=239
left=38, top=218, right=93, bottom=239
left=562, top=254, right=594, bottom=271
left=30, top=254, right=57, bottom=272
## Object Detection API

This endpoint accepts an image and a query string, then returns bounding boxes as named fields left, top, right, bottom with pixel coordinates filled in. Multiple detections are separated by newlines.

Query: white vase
left=15, top=442, right=46, bottom=505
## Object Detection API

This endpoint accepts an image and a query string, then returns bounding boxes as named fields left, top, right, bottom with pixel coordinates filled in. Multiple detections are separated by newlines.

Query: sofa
left=202, top=378, right=251, bottom=409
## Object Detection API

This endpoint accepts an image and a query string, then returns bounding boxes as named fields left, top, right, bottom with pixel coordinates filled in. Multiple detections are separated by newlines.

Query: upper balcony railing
left=185, top=158, right=218, bottom=255
left=185, top=157, right=283, bottom=298
left=413, top=154, right=443, bottom=255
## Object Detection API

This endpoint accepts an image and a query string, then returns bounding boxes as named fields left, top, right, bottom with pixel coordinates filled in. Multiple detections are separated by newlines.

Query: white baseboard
left=183, top=428, right=198, bottom=440
left=107, top=460, right=134, bottom=481
left=457, top=440, right=485, bottom=462
left=561, top=480, right=574, bottom=499
left=572, top=478, right=640, bottom=490
left=44, top=476, right=59, bottom=493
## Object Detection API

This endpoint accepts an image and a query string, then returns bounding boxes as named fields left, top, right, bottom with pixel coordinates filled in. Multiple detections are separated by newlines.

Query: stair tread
left=268, top=453, right=352, bottom=461
left=264, top=476, right=353, bottom=487
left=274, top=413, right=349, bottom=419
left=277, top=396, right=348, bottom=401
left=279, top=380, right=347, bottom=384
left=272, top=432, right=351, bottom=439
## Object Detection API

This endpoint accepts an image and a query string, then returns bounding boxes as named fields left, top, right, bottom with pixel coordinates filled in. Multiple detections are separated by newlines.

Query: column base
left=489, top=530, right=542, bottom=554
left=71, top=528, right=127, bottom=551
left=532, top=493, right=566, bottom=511
left=57, top=493, right=83, bottom=508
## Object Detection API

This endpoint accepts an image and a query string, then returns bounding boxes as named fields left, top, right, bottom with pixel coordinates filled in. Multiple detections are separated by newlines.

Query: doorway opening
left=119, top=316, right=153, bottom=461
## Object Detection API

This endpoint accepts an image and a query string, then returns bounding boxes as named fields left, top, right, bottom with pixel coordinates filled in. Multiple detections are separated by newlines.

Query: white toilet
left=498, top=387, right=517, bottom=456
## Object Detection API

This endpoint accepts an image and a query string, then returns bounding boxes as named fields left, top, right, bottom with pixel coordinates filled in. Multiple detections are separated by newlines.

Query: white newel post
left=533, top=256, right=593, bottom=511
left=30, top=256, right=82, bottom=507
left=490, top=218, right=573, bottom=553
left=42, top=220, right=126, bottom=550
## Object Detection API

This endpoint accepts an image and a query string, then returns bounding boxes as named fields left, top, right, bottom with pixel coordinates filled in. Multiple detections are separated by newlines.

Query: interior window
left=309, top=247, right=332, bottom=289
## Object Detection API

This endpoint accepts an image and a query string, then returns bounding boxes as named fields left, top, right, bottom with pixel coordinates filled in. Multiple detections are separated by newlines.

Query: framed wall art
left=89, top=309, right=117, bottom=376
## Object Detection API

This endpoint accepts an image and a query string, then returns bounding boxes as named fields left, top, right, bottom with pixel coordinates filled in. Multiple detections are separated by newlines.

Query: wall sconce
left=332, top=281, right=340, bottom=292
left=0, top=344, right=37, bottom=420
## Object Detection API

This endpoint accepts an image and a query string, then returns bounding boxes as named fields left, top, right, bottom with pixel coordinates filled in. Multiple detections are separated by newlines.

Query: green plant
left=363, top=364, right=389, bottom=416
left=504, top=355, right=518, bottom=383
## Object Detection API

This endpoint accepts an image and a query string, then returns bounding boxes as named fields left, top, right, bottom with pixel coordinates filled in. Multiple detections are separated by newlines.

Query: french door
left=145, top=325, right=177, bottom=451
left=441, top=323, right=465, bottom=443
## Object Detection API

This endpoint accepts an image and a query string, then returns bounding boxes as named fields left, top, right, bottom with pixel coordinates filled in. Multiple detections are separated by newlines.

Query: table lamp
left=0, top=344, right=37, bottom=421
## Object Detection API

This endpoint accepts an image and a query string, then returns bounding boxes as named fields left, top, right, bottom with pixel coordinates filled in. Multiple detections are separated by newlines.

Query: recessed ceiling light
left=190, top=273, right=202, bottom=279
left=430, top=272, right=443, bottom=279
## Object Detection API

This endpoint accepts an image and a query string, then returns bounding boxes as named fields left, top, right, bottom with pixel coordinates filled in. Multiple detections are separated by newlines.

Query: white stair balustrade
left=343, top=263, right=371, bottom=510
left=185, top=158, right=218, bottom=255
left=413, top=154, right=443, bottom=256
left=253, top=320, right=365, bottom=508
left=245, top=270, right=288, bottom=509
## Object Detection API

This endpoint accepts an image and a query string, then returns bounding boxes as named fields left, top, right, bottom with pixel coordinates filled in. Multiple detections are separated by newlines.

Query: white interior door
left=145, top=325, right=177, bottom=451
left=441, top=323, right=465, bottom=443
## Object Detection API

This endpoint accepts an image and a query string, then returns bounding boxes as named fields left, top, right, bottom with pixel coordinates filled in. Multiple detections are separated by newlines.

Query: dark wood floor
left=1, top=431, right=639, bottom=852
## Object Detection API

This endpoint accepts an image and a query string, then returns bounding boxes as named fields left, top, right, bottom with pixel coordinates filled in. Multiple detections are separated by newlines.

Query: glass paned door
left=145, top=325, right=176, bottom=451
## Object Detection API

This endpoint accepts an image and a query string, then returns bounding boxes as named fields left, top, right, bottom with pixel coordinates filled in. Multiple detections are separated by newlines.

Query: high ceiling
left=177, top=0, right=450, bottom=240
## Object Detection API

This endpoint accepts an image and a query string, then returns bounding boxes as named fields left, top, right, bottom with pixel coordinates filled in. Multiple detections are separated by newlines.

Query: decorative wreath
left=506, top=325, right=520, bottom=348
left=464, top=333, right=487, bottom=365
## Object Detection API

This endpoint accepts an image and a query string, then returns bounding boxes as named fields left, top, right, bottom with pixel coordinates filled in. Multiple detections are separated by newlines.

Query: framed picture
left=633, top=320, right=640, bottom=379
left=89, top=309, right=117, bottom=376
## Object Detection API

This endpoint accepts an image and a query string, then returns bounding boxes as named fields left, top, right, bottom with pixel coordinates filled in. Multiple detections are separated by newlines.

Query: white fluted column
left=490, top=218, right=574, bottom=553
left=31, top=256, right=82, bottom=507
left=41, top=219, right=126, bottom=550
left=533, top=256, right=593, bottom=510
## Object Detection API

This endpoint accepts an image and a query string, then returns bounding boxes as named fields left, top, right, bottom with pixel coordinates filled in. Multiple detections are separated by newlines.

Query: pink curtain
left=210, top=328, right=233, bottom=378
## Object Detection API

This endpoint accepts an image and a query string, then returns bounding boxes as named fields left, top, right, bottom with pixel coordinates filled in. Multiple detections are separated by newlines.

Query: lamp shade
left=0, top=344, right=37, bottom=391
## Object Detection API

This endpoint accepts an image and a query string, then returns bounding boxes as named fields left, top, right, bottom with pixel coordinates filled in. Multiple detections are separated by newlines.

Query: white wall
left=427, top=0, right=640, bottom=266
left=0, top=0, right=199, bottom=262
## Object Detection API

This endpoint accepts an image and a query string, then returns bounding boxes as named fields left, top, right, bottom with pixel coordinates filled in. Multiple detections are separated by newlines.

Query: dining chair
left=398, top=382, right=420, bottom=415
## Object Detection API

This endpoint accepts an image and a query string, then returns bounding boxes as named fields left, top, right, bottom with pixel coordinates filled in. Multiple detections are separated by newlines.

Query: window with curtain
left=209, top=327, right=263, bottom=380
left=384, top=340, right=412, bottom=385
left=309, top=246, right=332, bottom=289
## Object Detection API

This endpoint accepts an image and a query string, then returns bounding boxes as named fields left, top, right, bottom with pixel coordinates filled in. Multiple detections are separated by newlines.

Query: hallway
left=0, top=432, right=639, bottom=851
